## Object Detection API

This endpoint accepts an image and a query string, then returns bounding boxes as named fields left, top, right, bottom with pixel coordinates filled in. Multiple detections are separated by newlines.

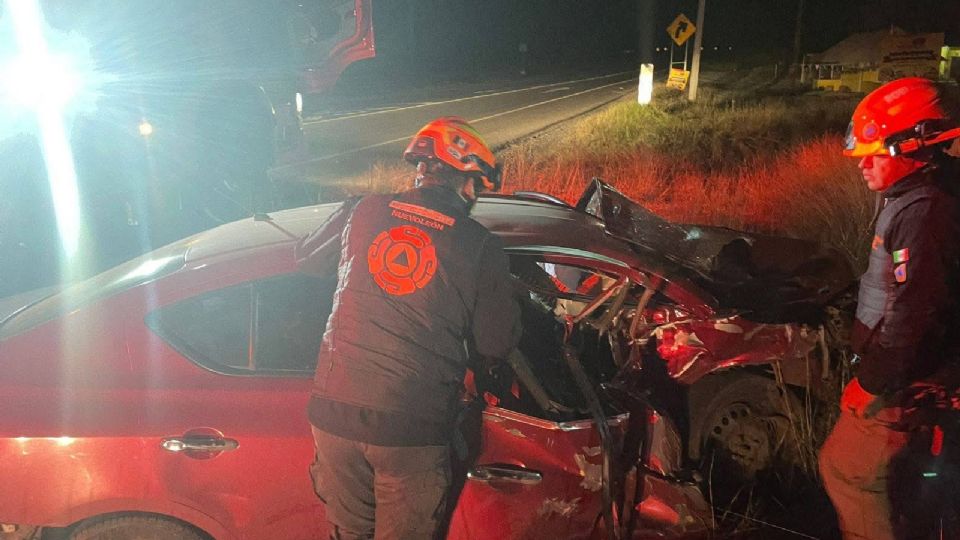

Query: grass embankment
left=503, top=87, right=873, bottom=270
left=357, top=87, right=872, bottom=270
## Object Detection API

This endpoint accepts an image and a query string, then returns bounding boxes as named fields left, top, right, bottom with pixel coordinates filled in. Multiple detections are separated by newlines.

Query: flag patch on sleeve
left=892, top=248, right=910, bottom=264
left=894, top=263, right=908, bottom=283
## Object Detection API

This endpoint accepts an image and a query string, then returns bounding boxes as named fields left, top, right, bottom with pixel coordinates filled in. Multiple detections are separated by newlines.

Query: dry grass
left=504, top=134, right=872, bottom=270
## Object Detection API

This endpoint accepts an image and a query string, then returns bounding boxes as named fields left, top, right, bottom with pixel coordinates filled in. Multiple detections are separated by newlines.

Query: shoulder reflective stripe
left=389, top=201, right=456, bottom=227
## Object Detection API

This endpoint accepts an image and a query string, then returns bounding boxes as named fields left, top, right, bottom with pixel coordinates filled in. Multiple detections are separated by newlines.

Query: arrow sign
left=666, top=14, right=696, bottom=47
left=674, top=22, right=688, bottom=40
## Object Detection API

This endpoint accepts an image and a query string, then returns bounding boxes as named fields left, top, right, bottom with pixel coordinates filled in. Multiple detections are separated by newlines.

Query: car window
left=510, top=255, right=622, bottom=317
left=147, top=272, right=336, bottom=375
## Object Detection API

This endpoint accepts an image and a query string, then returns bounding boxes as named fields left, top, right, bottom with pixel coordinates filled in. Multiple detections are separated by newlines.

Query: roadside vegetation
left=502, top=87, right=872, bottom=270
left=355, top=86, right=872, bottom=270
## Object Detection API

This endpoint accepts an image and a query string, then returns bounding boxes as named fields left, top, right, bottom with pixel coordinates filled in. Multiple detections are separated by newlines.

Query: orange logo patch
left=367, top=225, right=437, bottom=296
left=872, top=235, right=884, bottom=250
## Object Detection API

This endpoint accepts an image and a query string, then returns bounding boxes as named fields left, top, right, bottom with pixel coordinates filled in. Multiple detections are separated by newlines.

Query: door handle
left=161, top=436, right=239, bottom=453
left=468, top=464, right=542, bottom=485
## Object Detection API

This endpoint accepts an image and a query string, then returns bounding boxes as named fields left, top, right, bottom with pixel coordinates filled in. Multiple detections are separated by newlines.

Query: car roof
left=181, top=195, right=632, bottom=264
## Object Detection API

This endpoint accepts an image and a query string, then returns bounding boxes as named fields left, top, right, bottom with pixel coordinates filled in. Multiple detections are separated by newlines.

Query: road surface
left=276, top=70, right=637, bottom=184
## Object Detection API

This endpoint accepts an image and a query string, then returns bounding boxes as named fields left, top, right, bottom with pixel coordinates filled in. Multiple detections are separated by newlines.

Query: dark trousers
left=310, top=426, right=451, bottom=540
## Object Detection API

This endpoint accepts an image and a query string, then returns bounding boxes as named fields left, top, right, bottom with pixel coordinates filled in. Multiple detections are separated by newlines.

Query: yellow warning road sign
left=666, top=14, right=696, bottom=47
left=666, top=68, right=690, bottom=90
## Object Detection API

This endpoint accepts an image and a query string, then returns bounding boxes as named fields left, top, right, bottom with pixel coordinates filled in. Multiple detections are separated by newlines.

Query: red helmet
left=403, top=116, right=503, bottom=192
left=844, top=77, right=960, bottom=158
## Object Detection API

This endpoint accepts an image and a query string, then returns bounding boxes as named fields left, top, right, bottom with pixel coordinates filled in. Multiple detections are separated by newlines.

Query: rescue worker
left=819, top=77, right=960, bottom=540
left=296, top=117, right=522, bottom=540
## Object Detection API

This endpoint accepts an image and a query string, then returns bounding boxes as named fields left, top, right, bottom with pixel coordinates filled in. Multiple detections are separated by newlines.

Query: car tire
left=692, top=373, right=838, bottom=536
left=70, top=516, right=207, bottom=540
left=692, top=373, right=802, bottom=485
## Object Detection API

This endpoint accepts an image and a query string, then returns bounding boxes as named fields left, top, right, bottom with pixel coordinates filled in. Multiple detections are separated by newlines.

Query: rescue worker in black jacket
left=296, top=117, right=522, bottom=540
left=819, top=77, right=960, bottom=540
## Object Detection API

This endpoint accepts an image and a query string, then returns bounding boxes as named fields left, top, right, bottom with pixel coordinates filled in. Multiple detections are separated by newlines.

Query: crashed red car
left=0, top=180, right=852, bottom=539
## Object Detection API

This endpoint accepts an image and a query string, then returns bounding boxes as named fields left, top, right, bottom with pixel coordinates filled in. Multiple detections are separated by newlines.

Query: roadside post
left=638, top=63, right=654, bottom=105
left=688, top=0, right=707, bottom=101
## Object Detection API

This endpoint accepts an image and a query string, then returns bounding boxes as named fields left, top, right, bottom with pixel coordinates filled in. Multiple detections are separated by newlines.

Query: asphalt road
left=276, top=70, right=637, bottom=184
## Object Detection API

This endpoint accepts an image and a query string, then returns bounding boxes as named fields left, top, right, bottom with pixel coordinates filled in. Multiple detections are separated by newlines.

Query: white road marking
left=302, top=71, right=635, bottom=126
left=469, top=79, right=631, bottom=124
left=542, top=86, right=571, bottom=93
left=275, top=77, right=633, bottom=172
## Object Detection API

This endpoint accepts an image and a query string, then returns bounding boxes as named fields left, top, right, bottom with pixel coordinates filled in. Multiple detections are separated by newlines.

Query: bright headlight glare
left=1, top=53, right=84, bottom=108
left=295, top=92, right=303, bottom=114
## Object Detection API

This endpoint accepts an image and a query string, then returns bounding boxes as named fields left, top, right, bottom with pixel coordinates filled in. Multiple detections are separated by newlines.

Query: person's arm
left=471, top=234, right=522, bottom=360
left=294, top=197, right=360, bottom=276
left=858, top=198, right=959, bottom=394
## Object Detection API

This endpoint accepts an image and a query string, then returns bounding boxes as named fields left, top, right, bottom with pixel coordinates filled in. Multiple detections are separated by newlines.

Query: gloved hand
left=841, top=377, right=880, bottom=418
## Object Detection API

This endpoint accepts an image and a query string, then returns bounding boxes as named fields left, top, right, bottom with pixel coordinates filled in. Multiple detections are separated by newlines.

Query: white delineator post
left=638, top=63, right=654, bottom=105
left=687, top=0, right=706, bottom=101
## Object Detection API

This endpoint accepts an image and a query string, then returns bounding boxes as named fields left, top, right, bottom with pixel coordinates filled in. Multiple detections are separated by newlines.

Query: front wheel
left=692, top=374, right=804, bottom=502
left=70, top=516, right=207, bottom=540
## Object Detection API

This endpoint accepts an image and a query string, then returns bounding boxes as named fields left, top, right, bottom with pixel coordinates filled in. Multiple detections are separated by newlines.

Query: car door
left=449, top=407, right=628, bottom=540
left=448, top=253, right=633, bottom=539
left=131, top=272, right=337, bottom=539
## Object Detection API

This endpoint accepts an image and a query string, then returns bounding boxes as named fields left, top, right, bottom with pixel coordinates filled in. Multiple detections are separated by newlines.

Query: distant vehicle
left=0, top=180, right=854, bottom=539
left=0, top=0, right=375, bottom=293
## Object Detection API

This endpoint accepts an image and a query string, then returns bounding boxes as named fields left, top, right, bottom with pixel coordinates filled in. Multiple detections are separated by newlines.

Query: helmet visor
left=843, top=120, right=886, bottom=157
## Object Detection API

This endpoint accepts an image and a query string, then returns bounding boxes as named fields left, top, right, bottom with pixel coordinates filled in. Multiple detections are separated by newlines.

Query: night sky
left=363, top=0, right=960, bottom=82
left=658, top=0, right=960, bottom=58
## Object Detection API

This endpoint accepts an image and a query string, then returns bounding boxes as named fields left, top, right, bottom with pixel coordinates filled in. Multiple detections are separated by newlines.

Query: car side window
left=147, top=273, right=337, bottom=375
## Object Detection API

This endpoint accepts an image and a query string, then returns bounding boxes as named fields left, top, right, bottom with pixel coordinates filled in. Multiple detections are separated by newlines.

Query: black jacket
left=853, top=168, right=960, bottom=395
left=296, top=185, right=521, bottom=445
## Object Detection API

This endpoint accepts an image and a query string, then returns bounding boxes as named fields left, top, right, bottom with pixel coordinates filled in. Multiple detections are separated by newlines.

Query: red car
left=0, top=181, right=852, bottom=539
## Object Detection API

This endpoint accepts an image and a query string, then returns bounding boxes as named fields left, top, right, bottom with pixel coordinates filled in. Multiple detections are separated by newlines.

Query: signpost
left=688, top=0, right=707, bottom=101
left=665, top=14, right=695, bottom=92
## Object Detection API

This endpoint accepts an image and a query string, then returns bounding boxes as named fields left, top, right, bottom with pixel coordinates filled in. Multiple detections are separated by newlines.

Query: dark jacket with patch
left=296, top=185, right=521, bottom=445
left=853, top=168, right=960, bottom=395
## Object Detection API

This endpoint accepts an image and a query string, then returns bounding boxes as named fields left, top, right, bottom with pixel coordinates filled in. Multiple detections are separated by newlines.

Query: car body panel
left=450, top=408, right=626, bottom=540
left=652, top=315, right=823, bottom=385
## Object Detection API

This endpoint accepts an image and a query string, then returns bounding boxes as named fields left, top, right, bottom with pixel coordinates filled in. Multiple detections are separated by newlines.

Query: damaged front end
left=453, top=180, right=854, bottom=538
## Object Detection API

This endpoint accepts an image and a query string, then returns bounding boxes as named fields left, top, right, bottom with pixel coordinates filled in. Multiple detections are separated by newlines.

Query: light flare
left=2, top=0, right=86, bottom=262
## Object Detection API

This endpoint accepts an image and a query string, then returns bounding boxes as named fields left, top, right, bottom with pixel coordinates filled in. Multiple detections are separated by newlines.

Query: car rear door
left=130, top=271, right=338, bottom=539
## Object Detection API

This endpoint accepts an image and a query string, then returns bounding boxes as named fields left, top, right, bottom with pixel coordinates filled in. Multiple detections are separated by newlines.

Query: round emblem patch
left=367, top=225, right=437, bottom=296
left=862, top=120, right=880, bottom=141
